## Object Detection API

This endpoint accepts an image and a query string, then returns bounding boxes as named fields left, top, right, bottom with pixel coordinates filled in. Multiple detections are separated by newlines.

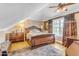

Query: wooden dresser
left=65, top=36, right=79, bottom=48
left=8, top=32, right=24, bottom=43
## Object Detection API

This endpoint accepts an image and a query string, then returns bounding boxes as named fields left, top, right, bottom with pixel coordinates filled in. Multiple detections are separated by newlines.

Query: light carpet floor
left=9, top=43, right=65, bottom=56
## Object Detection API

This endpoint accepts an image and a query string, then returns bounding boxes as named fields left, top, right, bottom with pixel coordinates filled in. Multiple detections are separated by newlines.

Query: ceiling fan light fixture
left=56, top=6, right=67, bottom=12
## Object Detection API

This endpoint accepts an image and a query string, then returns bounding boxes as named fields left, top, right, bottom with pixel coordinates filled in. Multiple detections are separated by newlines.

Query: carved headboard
left=28, top=26, right=42, bottom=31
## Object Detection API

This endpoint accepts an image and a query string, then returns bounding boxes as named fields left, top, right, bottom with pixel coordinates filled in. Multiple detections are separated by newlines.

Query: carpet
left=11, top=44, right=64, bottom=56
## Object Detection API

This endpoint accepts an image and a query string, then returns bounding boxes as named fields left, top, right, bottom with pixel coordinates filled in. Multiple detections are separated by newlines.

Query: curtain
left=48, top=20, right=52, bottom=33
left=63, top=14, right=77, bottom=45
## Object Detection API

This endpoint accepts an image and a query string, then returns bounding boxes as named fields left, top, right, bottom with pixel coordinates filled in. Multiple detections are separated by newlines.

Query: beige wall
left=24, top=20, right=43, bottom=28
left=8, top=20, right=43, bottom=32
left=0, top=20, right=43, bottom=44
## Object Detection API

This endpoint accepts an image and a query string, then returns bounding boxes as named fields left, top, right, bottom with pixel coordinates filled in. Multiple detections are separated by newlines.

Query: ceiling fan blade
left=64, top=3, right=75, bottom=6
left=49, top=6, right=58, bottom=8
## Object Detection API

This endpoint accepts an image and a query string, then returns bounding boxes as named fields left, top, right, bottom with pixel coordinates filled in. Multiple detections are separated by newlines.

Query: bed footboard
left=30, top=34, right=55, bottom=47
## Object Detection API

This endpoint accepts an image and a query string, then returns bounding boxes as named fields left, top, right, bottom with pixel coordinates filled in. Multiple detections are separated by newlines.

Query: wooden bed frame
left=30, top=34, right=55, bottom=47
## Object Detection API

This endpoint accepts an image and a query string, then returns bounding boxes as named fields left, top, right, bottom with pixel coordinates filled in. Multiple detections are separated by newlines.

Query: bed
left=26, top=29, right=55, bottom=47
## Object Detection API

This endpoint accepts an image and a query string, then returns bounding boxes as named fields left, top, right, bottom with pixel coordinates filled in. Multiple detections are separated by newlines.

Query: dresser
left=65, top=36, right=79, bottom=48
left=8, top=32, right=24, bottom=43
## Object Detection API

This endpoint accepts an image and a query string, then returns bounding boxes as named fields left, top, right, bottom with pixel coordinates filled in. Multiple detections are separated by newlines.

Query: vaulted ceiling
left=0, top=3, right=79, bottom=31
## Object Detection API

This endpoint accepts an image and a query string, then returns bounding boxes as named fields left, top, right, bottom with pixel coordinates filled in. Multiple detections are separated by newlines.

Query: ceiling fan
left=49, top=3, right=75, bottom=12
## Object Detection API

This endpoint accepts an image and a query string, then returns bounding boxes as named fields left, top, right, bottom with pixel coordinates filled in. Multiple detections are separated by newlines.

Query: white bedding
left=27, top=29, right=51, bottom=41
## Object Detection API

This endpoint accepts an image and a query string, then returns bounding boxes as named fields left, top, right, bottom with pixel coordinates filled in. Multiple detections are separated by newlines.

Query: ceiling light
left=56, top=6, right=67, bottom=12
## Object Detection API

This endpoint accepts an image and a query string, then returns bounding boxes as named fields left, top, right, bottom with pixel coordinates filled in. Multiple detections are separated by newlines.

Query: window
left=52, top=18, right=64, bottom=37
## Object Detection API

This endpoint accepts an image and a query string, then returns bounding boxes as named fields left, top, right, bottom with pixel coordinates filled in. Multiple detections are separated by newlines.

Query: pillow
left=31, top=29, right=40, bottom=33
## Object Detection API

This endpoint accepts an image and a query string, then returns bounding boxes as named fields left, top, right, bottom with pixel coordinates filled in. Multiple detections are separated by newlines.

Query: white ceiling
left=0, top=3, right=79, bottom=31
left=30, top=3, right=79, bottom=21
